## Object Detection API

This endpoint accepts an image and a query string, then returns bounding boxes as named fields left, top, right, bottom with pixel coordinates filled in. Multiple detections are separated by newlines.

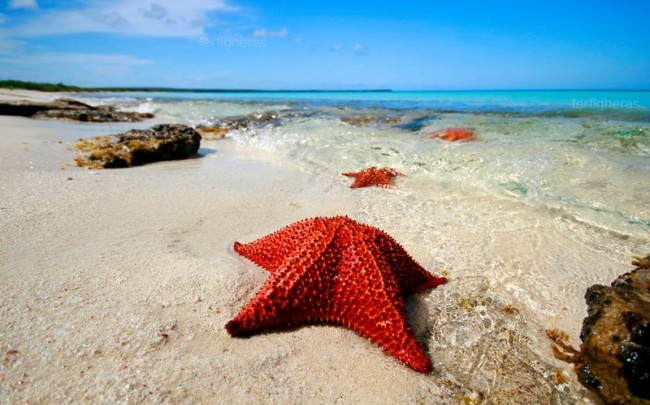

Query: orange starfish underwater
left=427, top=127, right=477, bottom=142
left=226, top=216, right=447, bottom=373
left=342, top=166, right=403, bottom=188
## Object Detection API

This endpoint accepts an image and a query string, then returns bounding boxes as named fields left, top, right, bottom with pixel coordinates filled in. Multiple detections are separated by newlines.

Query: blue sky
left=0, top=0, right=648, bottom=89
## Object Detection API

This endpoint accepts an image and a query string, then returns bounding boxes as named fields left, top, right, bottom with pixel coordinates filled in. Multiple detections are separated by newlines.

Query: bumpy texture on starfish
left=226, top=216, right=447, bottom=372
left=342, top=166, right=403, bottom=188
left=427, top=127, right=477, bottom=142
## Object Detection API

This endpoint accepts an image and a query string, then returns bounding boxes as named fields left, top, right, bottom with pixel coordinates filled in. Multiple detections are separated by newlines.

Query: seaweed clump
left=549, top=255, right=650, bottom=404
left=74, top=124, right=201, bottom=169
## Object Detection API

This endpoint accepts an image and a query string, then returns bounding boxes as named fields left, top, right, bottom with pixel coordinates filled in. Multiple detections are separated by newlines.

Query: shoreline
left=0, top=89, right=627, bottom=403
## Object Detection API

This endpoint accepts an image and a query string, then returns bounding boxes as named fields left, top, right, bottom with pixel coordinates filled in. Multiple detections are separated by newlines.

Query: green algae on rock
left=74, top=124, right=201, bottom=169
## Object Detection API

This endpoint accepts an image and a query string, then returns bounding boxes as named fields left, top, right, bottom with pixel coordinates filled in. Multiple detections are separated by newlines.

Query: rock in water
left=74, top=124, right=201, bottom=169
left=395, top=114, right=438, bottom=132
left=207, top=111, right=280, bottom=131
left=550, top=256, right=650, bottom=404
left=341, top=115, right=401, bottom=127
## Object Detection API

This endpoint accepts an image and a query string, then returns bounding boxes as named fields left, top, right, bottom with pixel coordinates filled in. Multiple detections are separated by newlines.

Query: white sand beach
left=1, top=89, right=637, bottom=403
left=0, top=89, right=64, bottom=103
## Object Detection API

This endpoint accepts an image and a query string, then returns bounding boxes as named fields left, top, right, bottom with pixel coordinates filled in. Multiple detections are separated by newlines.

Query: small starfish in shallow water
left=427, top=127, right=477, bottom=142
left=226, top=216, right=447, bottom=372
left=342, top=166, right=403, bottom=188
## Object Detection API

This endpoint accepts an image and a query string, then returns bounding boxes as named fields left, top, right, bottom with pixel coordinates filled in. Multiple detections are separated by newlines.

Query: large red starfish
left=226, top=216, right=447, bottom=372
left=342, top=166, right=403, bottom=188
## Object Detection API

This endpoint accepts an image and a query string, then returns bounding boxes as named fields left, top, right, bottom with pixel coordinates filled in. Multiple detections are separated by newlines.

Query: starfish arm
left=225, top=268, right=313, bottom=336
left=342, top=171, right=360, bottom=177
left=331, top=230, right=432, bottom=372
left=227, top=218, right=349, bottom=334
left=234, top=217, right=345, bottom=273
left=372, top=229, right=447, bottom=294
left=226, top=239, right=342, bottom=335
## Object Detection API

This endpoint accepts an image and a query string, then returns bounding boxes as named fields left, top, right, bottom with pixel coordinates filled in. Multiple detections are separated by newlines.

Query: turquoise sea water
left=88, top=89, right=650, bottom=119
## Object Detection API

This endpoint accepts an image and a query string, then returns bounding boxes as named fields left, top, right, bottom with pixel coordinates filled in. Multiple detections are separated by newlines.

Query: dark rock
left=340, top=112, right=439, bottom=130
left=550, top=255, right=650, bottom=404
left=0, top=100, right=68, bottom=117
left=204, top=111, right=281, bottom=131
left=74, top=124, right=201, bottom=169
left=197, top=110, right=315, bottom=136
left=0, top=98, right=153, bottom=122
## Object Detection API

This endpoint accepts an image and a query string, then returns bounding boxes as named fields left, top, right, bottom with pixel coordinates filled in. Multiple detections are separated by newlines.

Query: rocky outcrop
left=74, top=124, right=201, bottom=169
left=195, top=111, right=284, bottom=139
left=196, top=110, right=319, bottom=138
left=341, top=114, right=401, bottom=127
left=549, top=256, right=650, bottom=404
left=340, top=112, right=438, bottom=131
left=0, top=98, right=153, bottom=122
left=201, top=111, right=280, bottom=131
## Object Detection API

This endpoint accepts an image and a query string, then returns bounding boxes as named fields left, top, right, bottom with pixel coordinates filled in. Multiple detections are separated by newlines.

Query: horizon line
left=1, top=80, right=649, bottom=93
left=80, top=87, right=650, bottom=93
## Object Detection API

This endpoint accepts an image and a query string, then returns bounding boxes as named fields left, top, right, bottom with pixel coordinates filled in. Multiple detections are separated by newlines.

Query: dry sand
left=0, top=88, right=65, bottom=103
left=0, top=90, right=602, bottom=404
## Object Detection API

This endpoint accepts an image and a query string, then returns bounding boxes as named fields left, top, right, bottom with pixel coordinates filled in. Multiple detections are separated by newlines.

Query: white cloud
left=9, top=0, right=38, bottom=9
left=13, top=0, right=235, bottom=38
left=252, top=27, right=287, bottom=38
left=352, top=43, right=368, bottom=55
left=328, top=43, right=368, bottom=55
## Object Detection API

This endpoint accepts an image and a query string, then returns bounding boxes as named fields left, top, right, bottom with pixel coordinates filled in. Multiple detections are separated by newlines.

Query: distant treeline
left=0, top=79, right=391, bottom=93
left=0, top=80, right=86, bottom=92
